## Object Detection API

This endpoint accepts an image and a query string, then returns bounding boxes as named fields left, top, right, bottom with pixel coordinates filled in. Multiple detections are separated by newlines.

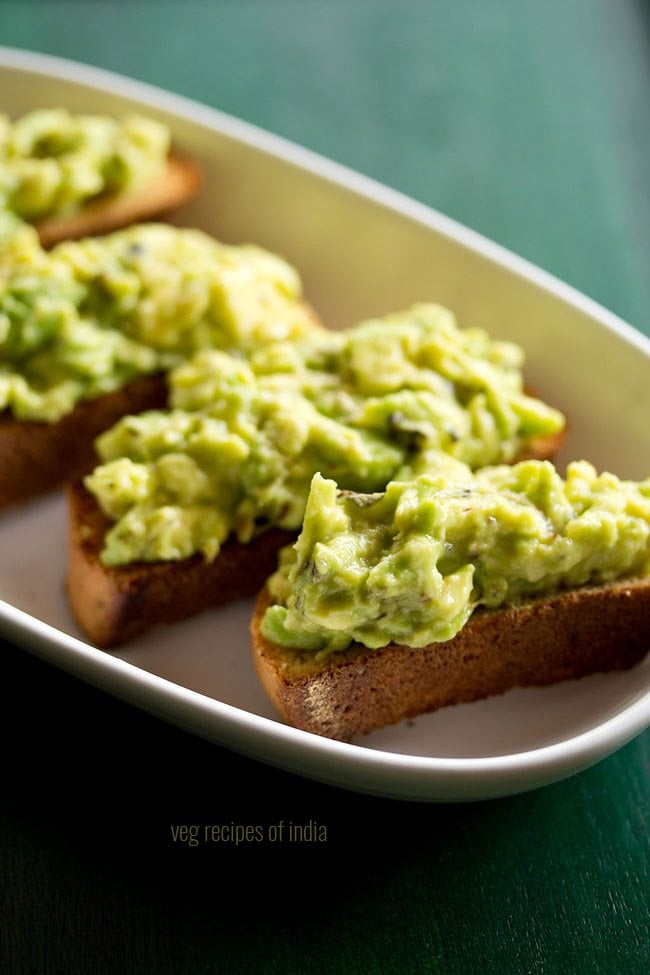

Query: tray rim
left=0, top=46, right=648, bottom=801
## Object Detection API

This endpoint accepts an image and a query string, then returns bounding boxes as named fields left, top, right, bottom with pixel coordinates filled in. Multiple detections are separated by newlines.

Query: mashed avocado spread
left=0, top=109, right=170, bottom=221
left=84, top=308, right=565, bottom=566
left=0, top=219, right=320, bottom=421
left=320, top=305, right=563, bottom=468
left=261, top=463, right=650, bottom=654
left=85, top=351, right=403, bottom=564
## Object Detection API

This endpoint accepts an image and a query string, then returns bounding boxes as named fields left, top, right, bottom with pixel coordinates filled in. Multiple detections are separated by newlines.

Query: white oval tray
left=0, top=47, right=648, bottom=801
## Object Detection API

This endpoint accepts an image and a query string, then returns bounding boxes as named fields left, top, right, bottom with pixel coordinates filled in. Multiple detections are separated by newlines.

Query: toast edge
left=0, top=373, right=169, bottom=509
left=35, top=153, right=202, bottom=247
left=66, top=482, right=294, bottom=648
left=251, top=582, right=650, bottom=741
left=63, top=422, right=566, bottom=648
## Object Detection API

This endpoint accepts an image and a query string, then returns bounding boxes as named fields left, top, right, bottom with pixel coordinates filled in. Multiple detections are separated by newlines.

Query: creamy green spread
left=84, top=306, right=565, bottom=565
left=261, top=462, right=650, bottom=654
left=0, top=109, right=170, bottom=221
left=0, top=220, right=320, bottom=421
left=85, top=351, right=403, bottom=564
left=320, top=305, right=564, bottom=468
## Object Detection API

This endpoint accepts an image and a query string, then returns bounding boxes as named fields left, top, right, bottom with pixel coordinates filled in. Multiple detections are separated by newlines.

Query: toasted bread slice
left=251, top=582, right=650, bottom=741
left=66, top=481, right=293, bottom=648
left=35, top=154, right=202, bottom=248
left=64, top=427, right=565, bottom=647
left=0, top=374, right=168, bottom=509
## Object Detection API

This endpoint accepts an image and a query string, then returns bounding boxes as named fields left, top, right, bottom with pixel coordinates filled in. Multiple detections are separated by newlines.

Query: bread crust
left=35, top=154, right=202, bottom=248
left=63, top=426, right=565, bottom=647
left=66, top=481, right=294, bottom=648
left=0, top=374, right=168, bottom=509
left=251, top=581, right=650, bottom=741
left=1, top=151, right=201, bottom=504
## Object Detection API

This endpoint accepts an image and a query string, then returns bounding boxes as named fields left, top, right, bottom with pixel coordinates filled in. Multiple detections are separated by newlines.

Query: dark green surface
left=0, top=2, right=648, bottom=973
left=1, top=644, right=649, bottom=975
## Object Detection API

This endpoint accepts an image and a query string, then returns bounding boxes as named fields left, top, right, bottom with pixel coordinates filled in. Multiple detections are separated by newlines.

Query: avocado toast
left=0, top=220, right=321, bottom=507
left=66, top=305, right=565, bottom=646
left=1, top=108, right=201, bottom=245
left=252, top=464, right=650, bottom=740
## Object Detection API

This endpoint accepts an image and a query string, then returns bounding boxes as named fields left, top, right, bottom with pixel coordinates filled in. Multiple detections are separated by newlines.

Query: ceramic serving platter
left=0, top=47, right=648, bottom=802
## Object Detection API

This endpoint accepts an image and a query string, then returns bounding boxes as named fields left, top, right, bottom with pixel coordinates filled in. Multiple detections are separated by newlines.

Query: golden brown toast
left=63, top=426, right=565, bottom=647
left=251, top=581, right=650, bottom=741
left=66, top=481, right=293, bottom=648
left=0, top=374, right=168, bottom=509
left=35, top=154, right=202, bottom=247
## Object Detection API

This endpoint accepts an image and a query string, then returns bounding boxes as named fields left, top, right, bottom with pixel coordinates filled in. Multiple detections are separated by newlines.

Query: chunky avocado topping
left=82, top=304, right=565, bottom=565
left=319, top=305, right=564, bottom=468
left=0, top=221, right=321, bottom=421
left=0, top=109, right=170, bottom=221
left=261, top=462, right=650, bottom=654
left=85, top=352, right=403, bottom=564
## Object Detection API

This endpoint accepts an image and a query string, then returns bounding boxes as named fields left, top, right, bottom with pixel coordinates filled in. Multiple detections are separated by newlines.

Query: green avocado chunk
left=261, top=462, right=650, bottom=655
left=83, top=304, right=566, bottom=566
left=0, top=220, right=322, bottom=421
left=86, top=351, right=403, bottom=565
left=0, top=109, right=170, bottom=221
left=320, top=304, right=565, bottom=468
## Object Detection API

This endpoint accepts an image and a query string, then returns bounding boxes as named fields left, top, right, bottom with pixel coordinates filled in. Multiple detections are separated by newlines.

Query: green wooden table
left=1, top=2, right=648, bottom=972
